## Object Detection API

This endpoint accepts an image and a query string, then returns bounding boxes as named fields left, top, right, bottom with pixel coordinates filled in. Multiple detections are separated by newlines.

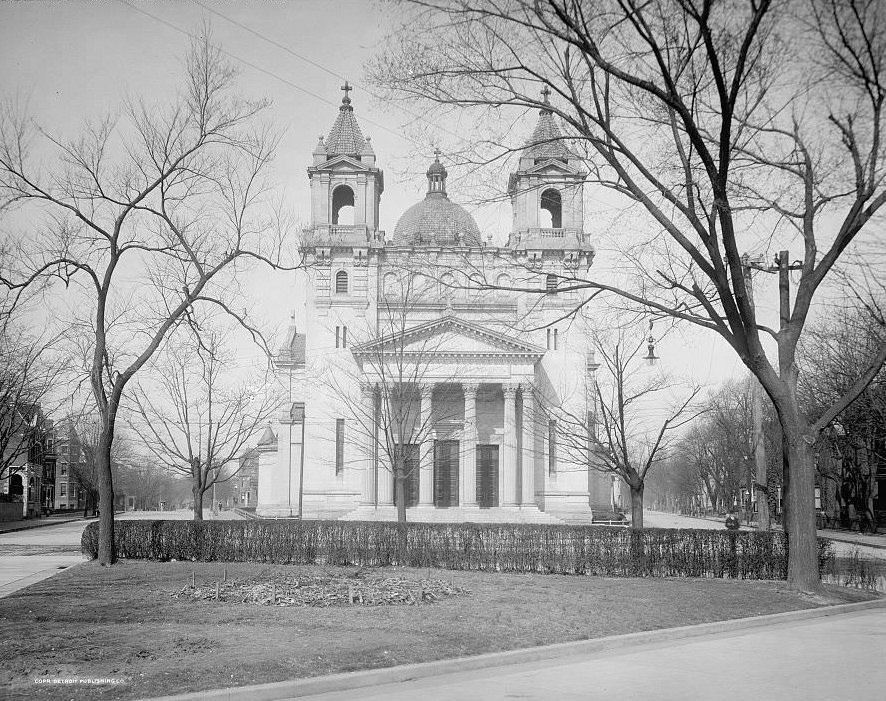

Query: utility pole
left=741, top=254, right=770, bottom=531
left=744, top=250, right=803, bottom=532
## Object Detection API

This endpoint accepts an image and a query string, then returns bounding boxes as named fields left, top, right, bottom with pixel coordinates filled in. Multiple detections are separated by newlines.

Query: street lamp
left=642, top=320, right=659, bottom=366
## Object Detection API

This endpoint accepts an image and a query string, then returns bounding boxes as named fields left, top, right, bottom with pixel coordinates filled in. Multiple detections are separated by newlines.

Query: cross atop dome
left=541, top=85, right=551, bottom=105
left=341, top=80, right=352, bottom=103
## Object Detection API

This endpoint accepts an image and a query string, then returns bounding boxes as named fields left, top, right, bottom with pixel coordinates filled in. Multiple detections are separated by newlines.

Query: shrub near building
left=81, top=520, right=833, bottom=581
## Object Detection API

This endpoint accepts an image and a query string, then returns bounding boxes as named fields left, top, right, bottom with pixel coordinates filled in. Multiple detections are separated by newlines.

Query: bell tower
left=307, top=82, right=384, bottom=236
left=508, top=87, right=585, bottom=238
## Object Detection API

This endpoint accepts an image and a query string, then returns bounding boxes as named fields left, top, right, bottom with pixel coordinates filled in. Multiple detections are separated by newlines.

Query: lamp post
left=642, top=320, right=659, bottom=366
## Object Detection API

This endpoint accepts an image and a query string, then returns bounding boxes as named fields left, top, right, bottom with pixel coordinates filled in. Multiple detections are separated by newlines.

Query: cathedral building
left=257, top=87, right=612, bottom=523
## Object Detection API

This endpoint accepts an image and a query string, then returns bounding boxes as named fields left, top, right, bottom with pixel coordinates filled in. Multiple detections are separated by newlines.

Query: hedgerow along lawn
left=0, top=560, right=877, bottom=701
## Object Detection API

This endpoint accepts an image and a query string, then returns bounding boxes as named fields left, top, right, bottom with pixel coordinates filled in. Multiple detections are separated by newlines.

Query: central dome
left=391, top=155, right=482, bottom=247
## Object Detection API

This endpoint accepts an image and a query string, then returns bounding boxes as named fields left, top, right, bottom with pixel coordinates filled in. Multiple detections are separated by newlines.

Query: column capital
left=462, top=382, right=481, bottom=396
left=419, top=383, right=434, bottom=399
left=503, top=383, right=520, bottom=398
left=360, top=382, right=376, bottom=397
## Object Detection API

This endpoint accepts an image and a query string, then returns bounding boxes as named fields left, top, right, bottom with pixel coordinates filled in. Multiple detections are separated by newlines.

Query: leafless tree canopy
left=128, top=326, right=280, bottom=520
left=553, top=325, right=702, bottom=527
left=0, top=28, right=299, bottom=563
left=371, top=0, right=886, bottom=591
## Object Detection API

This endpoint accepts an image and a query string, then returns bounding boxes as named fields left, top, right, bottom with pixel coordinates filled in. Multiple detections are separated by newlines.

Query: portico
left=346, top=316, right=561, bottom=523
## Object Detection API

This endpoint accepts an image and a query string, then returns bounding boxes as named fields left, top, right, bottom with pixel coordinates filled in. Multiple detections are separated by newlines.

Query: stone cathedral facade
left=256, top=88, right=612, bottom=523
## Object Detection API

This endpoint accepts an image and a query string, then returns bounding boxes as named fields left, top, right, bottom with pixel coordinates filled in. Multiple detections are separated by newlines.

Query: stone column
left=360, top=384, right=377, bottom=506
left=418, top=384, right=435, bottom=507
left=461, top=382, right=480, bottom=507
left=521, top=387, right=536, bottom=507
left=501, top=383, right=519, bottom=507
left=376, top=385, right=393, bottom=506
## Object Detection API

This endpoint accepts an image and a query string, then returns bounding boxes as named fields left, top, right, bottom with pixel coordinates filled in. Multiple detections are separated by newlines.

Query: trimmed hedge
left=81, top=520, right=834, bottom=580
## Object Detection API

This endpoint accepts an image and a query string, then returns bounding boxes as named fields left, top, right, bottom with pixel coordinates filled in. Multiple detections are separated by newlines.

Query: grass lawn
left=0, top=560, right=877, bottom=701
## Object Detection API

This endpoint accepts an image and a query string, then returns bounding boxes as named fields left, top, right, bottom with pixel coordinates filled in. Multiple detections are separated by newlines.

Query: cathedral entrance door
left=433, top=440, right=459, bottom=507
left=476, top=445, right=499, bottom=508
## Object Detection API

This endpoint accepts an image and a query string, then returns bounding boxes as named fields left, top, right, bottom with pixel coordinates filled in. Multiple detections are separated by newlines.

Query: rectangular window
left=548, top=420, right=557, bottom=474
left=546, top=328, right=551, bottom=350
left=553, top=328, right=559, bottom=350
left=335, top=326, right=340, bottom=348
left=60, top=464, right=67, bottom=476
left=60, top=484, right=67, bottom=497
left=335, top=326, right=348, bottom=349
left=335, top=419, right=345, bottom=474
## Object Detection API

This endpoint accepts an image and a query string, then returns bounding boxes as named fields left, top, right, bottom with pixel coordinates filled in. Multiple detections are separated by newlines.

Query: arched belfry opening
left=540, top=188, right=562, bottom=228
left=332, top=185, right=355, bottom=225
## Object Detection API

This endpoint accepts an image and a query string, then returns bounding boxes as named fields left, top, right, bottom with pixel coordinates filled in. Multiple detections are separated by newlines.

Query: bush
left=82, top=520, right=832, bottom=581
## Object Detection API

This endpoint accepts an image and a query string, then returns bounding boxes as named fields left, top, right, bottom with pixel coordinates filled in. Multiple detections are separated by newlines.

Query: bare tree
left=370, top=0, right=886, bottom=591
left=323, top=274, right=465, bottom=539
left=128, top=326, right=280, bottom=520
left=0, top=30, right=299, bottom=563
left=553, top=327, right=701, bottom=528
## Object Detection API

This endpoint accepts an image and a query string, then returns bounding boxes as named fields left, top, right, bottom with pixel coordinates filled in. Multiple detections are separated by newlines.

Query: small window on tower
left=335, top=270, right=349, bottom=294
left=546, top=274, right=558, bottom=293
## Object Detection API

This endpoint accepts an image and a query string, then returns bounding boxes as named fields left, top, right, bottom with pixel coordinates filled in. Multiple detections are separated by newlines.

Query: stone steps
left=340, top=505, right=565, bottom=525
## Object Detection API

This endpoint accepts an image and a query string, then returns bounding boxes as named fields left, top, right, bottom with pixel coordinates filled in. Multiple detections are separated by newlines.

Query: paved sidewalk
left=139, top=602, right=886, bottom=701
left=294, top=607, right=886, bottom=701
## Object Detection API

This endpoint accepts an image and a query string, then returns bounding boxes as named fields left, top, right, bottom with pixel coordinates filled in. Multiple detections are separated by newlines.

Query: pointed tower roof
left=524, top=86, right=571, bottom=161
left=325, top=80, right=367, bottom=157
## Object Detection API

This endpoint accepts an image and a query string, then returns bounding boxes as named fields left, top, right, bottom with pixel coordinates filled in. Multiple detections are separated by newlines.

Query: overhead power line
left=116, top=0, right=408, bottom=143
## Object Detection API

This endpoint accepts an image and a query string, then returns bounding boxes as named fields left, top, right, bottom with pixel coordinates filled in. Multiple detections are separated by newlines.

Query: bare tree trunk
left=395, top=469, right=407, bottom=558
left=630, top=481, right=644, bottom=530
left=96, top=425, right=116, bottom=566
left=193, top=486, right=204, bottom=521
left=783, top=422, right=822, bottom=592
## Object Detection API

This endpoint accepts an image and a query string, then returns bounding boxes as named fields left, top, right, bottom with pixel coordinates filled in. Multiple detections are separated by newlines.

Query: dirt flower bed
left=172, top=571, right=469, bottom=607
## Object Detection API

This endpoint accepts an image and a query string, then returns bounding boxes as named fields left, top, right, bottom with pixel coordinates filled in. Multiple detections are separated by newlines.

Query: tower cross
left=341, top=80, right=352, bottom=99
left=433, top=146, right=442, bottom=160
left=541, top=85, right=551, bottom=105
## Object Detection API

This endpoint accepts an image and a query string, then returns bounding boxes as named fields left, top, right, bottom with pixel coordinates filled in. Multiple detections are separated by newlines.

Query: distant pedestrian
left=725, top=510, right=740, bottom=531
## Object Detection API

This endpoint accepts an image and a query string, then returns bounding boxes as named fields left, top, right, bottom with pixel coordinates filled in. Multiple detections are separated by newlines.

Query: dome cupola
left=391, top=151, right=482, bottom=247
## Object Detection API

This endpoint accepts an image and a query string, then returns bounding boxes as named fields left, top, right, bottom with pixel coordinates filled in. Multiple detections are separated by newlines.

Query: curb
left=139, top=598, right=886, bottom=701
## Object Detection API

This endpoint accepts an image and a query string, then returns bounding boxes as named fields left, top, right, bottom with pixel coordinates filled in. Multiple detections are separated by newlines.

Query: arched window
left=332, top=185, right=355, bottom=225
left=545, top=274, right=558, bottom=293
left=383, top=272, right=398, bottom=297
left=335, top=270, right=349, bottom=294
left=440, top=272, right=456, bottom=299
left=540, top=188, right=562, bottom=228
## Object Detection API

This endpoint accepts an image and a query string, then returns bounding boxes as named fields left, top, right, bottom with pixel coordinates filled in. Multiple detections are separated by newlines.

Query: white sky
left=0, top=0, right=756, bottom=391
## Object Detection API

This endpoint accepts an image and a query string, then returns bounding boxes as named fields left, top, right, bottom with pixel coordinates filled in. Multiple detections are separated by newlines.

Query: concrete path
left=288, top=607, right=886, bottom=701
left=0, top=510, right=247, bottom=598
left=0, top=519, right=91, bottom=598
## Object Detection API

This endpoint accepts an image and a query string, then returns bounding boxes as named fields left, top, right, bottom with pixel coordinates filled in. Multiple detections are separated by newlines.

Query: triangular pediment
left=309, top=154, right=376, bottom=174
left=352, top=315, right=546, bottom=360
left=525, top=159, right=584, bottom=177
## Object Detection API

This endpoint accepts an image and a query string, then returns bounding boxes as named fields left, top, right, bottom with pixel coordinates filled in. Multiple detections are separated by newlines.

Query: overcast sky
left=0, top=0, right=749, bottom=388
